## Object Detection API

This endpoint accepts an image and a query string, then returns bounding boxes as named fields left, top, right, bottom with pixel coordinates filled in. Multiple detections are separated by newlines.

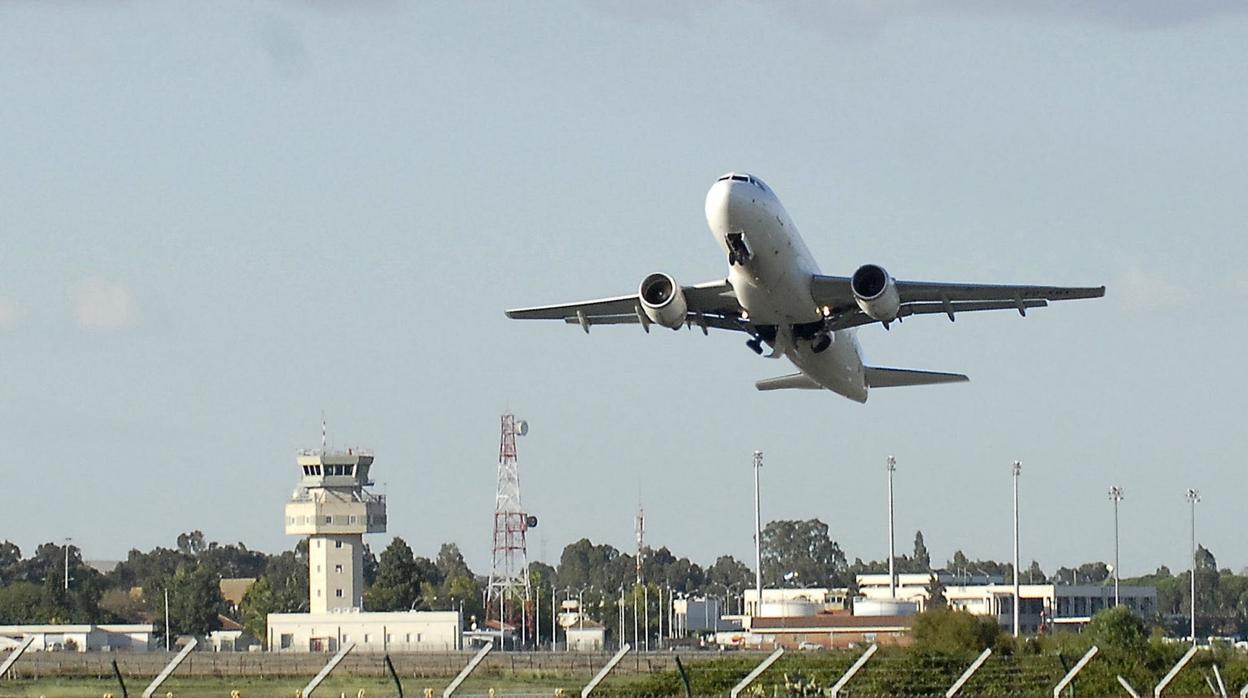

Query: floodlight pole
left=1012, top=461, right=1021, bottom=639
left=887, top=456, right=896, bottom=599
left=753, top=450, right=764, bottom=615
left=1108, top=486, right=1124, bottom=607
left=1186, top=488, right=1200, bottom=646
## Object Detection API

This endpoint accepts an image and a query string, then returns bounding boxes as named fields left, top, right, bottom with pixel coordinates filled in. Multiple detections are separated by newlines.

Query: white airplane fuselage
left=704, top=174, right=869, bottom=402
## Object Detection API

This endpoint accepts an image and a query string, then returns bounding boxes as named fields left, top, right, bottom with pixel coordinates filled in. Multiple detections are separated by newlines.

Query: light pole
left=886, top=456, right=896, bottom=599
left=1012, top=461, right=1021, bottom=639
left=1108, top=486, right=1124, bottom=607
left=63, top=538, right=72, bottom=591
left=1186, top=488, right=1200, bottom=646
left=753, top=450, right=764, bottom=617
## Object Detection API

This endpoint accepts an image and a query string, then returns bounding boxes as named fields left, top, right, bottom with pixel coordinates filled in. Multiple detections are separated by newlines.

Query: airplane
left=505, top=172, right=1105, bottom=402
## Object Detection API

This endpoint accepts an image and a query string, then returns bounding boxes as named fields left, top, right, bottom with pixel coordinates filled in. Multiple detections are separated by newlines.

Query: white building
left=268, top=611, right=462, bottom=653
left=854, top=573, right=1156, bottom=633
left=0, top=624, right=154, bottom=652
left=741, top=587, right=849, bottom=616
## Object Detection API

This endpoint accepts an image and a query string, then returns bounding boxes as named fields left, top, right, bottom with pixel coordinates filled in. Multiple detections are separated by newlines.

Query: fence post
left=301, top=641, right=355, bottom=698
left=1212, top=665, right=1228, bottom=698
left=111, top=658, right=129, bottom=698
left=582, top=643, right=633, bottom=698
left=829, top=644, right=878, bottom=698
left=443, top=642, right=493, bottom=698
left=142, top=638, right=199, bottom=698
left=1052, top=646, right=1099, bottom=698
left=1154, top=645, right=1199, bottom=698
left=945, top=647, right=992, bottom=698
left=1117, top=676, right=1141, bottom=698
left=0, top=636, right=35, bottom=678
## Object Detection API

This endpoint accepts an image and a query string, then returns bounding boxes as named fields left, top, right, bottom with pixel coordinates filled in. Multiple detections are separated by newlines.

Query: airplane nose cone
left=705, top=178, right=751, bottom=230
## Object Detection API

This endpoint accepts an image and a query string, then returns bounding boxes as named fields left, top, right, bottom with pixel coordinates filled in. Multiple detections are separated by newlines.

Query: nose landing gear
left=726, top=232, right=752, bottom=266
left=746, top=337, right=764, bottom=355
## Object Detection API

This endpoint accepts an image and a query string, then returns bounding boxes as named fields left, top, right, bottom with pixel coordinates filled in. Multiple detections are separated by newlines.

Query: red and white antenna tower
left=487, top=413, right=533, bottom=630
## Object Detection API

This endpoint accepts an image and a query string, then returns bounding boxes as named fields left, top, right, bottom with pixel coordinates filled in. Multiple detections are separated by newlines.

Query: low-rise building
left=267, top=610, right=462, bottom=653
left=0, top=624, right=155, bottom=652
left=749, top=614, right=914, bottom=649
left=854, top=574, right=1156, bottom=633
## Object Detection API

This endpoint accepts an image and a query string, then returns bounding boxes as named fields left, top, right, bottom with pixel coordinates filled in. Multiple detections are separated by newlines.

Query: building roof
left=218, top=578, right=257, bottom=606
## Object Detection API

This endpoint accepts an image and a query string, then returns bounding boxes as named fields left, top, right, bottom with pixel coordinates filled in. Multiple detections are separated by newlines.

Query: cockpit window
left=719, top=174, right=768, bottom=191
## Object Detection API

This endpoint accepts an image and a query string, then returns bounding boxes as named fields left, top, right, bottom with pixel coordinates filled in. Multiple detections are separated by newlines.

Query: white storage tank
left=853, top=598, right=918, bottom=616
left=758, top=600, right=819, bottom=617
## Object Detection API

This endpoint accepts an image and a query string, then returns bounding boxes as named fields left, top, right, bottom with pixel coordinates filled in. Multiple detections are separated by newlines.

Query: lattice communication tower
left=486, top=412, right=534, bottom=624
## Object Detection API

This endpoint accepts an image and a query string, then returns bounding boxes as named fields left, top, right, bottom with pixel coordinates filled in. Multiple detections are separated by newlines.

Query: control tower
left=284, top=448, right=387, bottom=613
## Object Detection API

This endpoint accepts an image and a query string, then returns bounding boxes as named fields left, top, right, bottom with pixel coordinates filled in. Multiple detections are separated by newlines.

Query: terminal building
left=267, top=447, right=462, bottom=652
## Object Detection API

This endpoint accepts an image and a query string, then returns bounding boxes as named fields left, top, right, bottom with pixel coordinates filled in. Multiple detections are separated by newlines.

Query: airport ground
left=3, top=642, right=1247, bottom=698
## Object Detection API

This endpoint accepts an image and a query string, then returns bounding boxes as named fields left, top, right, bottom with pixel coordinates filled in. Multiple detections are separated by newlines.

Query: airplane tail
left=864, top=366, right=969, bottom=388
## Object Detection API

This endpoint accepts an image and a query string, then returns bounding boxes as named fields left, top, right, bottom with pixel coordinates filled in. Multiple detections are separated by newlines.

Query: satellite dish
left=514, top=420, right=529, bottom=436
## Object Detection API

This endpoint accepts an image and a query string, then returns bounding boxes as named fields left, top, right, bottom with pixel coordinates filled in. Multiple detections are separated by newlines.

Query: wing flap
left=864, top=366, right=969, bottom=388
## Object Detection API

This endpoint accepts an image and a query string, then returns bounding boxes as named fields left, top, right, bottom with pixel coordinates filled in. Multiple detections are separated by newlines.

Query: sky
left=2, top=1, right=1246, bottom=581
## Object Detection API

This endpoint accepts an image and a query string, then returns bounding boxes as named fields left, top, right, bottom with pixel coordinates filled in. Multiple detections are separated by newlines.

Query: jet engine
left=639, top=272, right=688, bottom=330
left=851, top=263, right=900, bottom=322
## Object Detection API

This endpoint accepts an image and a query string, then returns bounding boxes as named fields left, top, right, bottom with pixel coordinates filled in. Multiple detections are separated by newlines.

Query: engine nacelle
left=639, top=272, right=688, bottom=330
left=851, top=264, right=900, bottom=322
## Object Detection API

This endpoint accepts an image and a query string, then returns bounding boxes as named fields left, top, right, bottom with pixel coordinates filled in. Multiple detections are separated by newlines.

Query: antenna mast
left=487, top=413, right=533, bottom=640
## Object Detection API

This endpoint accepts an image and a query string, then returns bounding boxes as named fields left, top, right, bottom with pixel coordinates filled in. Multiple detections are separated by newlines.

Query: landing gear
left=746, top=337, right=764, bottom=355
left=811, top=334, right=832, bottom=354
left=726, top=232, right=751, bottom=266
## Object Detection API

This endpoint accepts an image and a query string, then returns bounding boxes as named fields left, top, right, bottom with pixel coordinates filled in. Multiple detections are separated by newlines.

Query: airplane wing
left=505, top=279, right=748, bottom=333
left=810, top=275, right=1104, bottom=331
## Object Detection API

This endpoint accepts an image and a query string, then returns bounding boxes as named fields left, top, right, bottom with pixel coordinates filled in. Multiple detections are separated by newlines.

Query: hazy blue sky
left=2, top=2, right=1246, bottom=579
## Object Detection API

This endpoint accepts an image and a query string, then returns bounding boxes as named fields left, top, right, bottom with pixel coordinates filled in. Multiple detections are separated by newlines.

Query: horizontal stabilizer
left=864, top=366, right=969, bottom=388
left=755, top=373, right=821, bottom=391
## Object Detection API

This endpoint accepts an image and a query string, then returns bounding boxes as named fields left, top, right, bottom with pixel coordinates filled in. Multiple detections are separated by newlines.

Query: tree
left=1085, top=605, right=1148, bottom=654
left=435, top=543, right=472, bottom=582
left=156, top=564, right=224, bottom=636
left=238, top=577, right=278, bottom=645
left=761, top=519, right=848, bottom=588
left=364, top=537, right=423, bottom=611
left=0, top=541, right=21, bottom=584
left=0, top=582, right=46, bottom=624
left=913, top=607, right=1000, bottom=653
left=176, top=530, right=208, bottom=557
left=1026, top=561, right=1045, bottom=584
left=912, top=531, right=931, bottom=571
left=706, top=555, right=753, bottom=589
left=925, top=574, right=947, bottom=609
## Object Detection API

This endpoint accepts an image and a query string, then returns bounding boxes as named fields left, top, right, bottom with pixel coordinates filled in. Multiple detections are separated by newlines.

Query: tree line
left=2, top=519, right=1247, bottom=644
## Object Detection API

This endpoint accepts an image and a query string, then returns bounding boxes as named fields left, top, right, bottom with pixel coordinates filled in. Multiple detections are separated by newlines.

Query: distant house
left=565, top=619, right=606, bottom=652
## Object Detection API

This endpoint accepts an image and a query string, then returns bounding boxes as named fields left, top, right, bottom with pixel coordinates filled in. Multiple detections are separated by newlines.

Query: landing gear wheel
left=746, top=338, right=763, bottom=355
left=811, top=334, right=832, bottom=354
left=728, top=251, right=740, bottom=266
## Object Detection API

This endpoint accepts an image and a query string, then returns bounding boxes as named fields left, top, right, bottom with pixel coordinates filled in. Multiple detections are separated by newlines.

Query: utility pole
left=164, top=588, right=171, bottom=652
left=753, top=450, right=764, bottom=616
left=886, top=456, right=896, bottom=599
left=1108, top=486, right=1124, bottom=607
left=1186, top=488, right=1200, bottom=646
left=1012, top=461, right=1021, bottom=639
left=63, top=538, right=72, bottom=591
